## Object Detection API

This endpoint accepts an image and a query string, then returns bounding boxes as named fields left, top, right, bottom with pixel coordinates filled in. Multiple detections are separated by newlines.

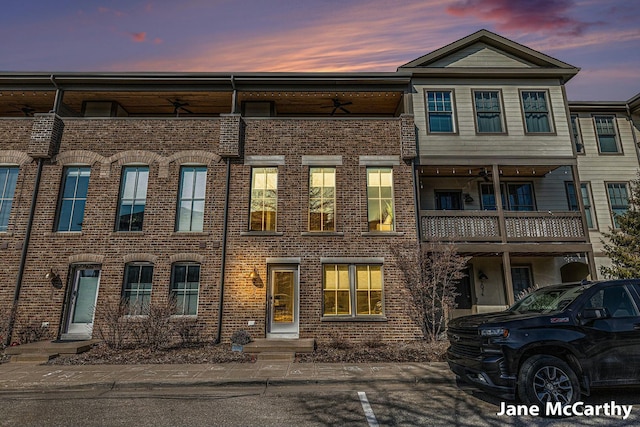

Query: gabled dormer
left=399, top=29, right=579, bottom=82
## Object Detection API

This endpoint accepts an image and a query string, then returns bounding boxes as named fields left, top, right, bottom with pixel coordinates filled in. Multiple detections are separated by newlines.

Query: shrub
left=17, top=322, right=51, bottom=344
left=174, top=318, right=203, bottom=347
left=230, top=330, right=252, bottom=345
left=327, top=333, right=351, bottom=350
left=95, top=299, right=130, bottom=350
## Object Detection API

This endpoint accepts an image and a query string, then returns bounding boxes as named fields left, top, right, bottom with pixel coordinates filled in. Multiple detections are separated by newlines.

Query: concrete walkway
left=0, top=361, right=454, bottom=392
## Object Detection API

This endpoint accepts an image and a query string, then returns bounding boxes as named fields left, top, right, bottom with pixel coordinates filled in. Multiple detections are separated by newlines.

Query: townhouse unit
left=1, top=30, right=638, bottom=345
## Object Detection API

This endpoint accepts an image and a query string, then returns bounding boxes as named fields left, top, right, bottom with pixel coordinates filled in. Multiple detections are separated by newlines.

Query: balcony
left=420, top=210, right=586, bottom=242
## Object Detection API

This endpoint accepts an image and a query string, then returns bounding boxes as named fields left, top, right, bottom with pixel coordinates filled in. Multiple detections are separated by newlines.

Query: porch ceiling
left=417, top=165, right=562, bottom=178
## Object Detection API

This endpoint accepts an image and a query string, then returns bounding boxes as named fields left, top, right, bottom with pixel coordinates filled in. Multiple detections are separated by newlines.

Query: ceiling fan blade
left=340, top=101, right=353, bottom=107
left=339, top=106, right=351, bottom=114
left=330, top=107, right=338, bottom=116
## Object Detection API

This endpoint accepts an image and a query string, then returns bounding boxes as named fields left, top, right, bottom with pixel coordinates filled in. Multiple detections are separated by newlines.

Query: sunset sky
left=1, top=0, right=638, bottom=101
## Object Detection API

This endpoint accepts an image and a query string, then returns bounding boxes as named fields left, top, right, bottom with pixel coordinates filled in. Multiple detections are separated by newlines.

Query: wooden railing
left=421, top=210, right=586, bottom=242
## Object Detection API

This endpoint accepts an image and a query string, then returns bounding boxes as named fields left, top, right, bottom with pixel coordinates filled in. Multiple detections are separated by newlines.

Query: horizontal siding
left=413, top=79, right=574, bottom=158
left=429, top=43, right=535, bottom=68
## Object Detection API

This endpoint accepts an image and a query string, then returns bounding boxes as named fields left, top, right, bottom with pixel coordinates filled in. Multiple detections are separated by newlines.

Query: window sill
left=111, top=231, right=146, bottom=236
left=45, top=231, right=83, bottom=237
left=171, top=231, right=211, bottom=236
left=361, top=231, right=404, bottom=237
left=240, top=231, right=284, bottom=237
left=301, top=232, right=344, bottom=237
left=321, top=316, right=387, bottom=322
left=0, top=232, right=13, bottom=237
left=170, top=315, right=198, bottom=321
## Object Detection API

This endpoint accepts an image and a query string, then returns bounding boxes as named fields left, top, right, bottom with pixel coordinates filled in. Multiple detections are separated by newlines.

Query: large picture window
left=117, top=166, right=149, bottom=231
left=171, top=264, right=200, bottom=316
left=323, top=264, right=383, bottom=317
left=176, top=166, right=207, bottom=232
left=250, top=167, right=277, bottom=231
left=426, top=90, right=455, bottom=133
left=57, top=167, right=90, bottom=232
left=309, top=167, right=335, bottom=232
left=521, top=91, right=552, bottom=133
left=0, top=167, right=19, bottom=232
left=123, top=264, right=153, bottom=315
left=367, top=168, right=394, bottom=231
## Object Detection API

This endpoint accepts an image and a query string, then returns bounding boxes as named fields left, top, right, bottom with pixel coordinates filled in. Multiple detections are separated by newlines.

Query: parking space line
left=358, top=391, right=379, bottom=427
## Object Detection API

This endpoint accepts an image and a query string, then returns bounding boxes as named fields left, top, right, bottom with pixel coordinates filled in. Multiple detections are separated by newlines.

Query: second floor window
left=474, top=91, right=503, bottom=133
left=594, top=115, right=619, bottom=153
left=0, top=167, right=19, bottom=232
left=480, top=182, right=534, bottom=211
left=117, top=166, right=149, bottom=232
left=250, top=167, right=278, bottom=231
left=57, top=167, right=90, bottom=232
left=367, top=168, right=394, bottom=231
left=607, top=183, right=629, bottom=228
left=176, top=166, right=207, bottom=232
left=521, top=91, right=552, bottom=133
left=426, top=91, right=455, bottom=133
left=309, top=167, right=335, bottom=232
left=123, top=264, right=153, bottom=315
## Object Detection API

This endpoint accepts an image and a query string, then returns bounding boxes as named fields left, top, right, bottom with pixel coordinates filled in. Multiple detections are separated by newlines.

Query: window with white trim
left=367, top=168, right=394, bottom=231
left=249, top=167, right=277, bottom=231
left=309, top=167, right=335, bottom=232
left=594, top=115, right=619, bottom=153
left=521, top=91, right=552, bottom=133
left=323, top=264, right=383, bottom=317
left=57, top=167, right=90, bottom=232
left=0, top=167, right=19, bottom=232
left=176, top=166, right=207, bottom=232
left=117, top=166, right=149, bottom=231
left=474, top=90, right=504, bottom=133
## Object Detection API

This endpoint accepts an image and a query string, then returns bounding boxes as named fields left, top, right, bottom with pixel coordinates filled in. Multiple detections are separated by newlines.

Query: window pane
left=475, top=91, right=503, bottom=133
left=69, top=200, right=86, bottom=231
left=427, top=91, right=454, bottom=133
left=250, top=168, right=277, bottom=231
left=118, top=167, right=148, bottom=231
left=367, top=168, right=394, bottom=232
left=309, top=167, right=335, bottom=232
left=522, top=91, right=551, bottom=133
left=181, top=169, right=195, bottom=198
left=0, top=167, right=19, bottom=231
left=507, top=183, right=534, bottom=211
left=121, top=169, right=138, bottom=199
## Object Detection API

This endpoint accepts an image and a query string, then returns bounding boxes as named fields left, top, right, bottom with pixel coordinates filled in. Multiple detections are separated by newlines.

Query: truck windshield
left=510, top=285, right=586, bottom=314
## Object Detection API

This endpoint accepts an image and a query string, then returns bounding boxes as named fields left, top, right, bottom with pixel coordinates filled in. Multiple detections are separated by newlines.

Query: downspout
left=5, top=158, right=45, bottom=347
left=216, top=157, right=232, bottom=344
left=412, top=158, right=421, bottom=243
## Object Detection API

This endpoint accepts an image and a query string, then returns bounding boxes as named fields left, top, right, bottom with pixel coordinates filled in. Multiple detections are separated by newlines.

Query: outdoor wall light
left=248, top=268, right=260, bottom=287
left=45, top=269, right=59, bottom=282
left=478, top=271, right=488, bottom=296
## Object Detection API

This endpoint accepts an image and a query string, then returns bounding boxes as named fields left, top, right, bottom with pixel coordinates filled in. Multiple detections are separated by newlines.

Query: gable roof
left=399, top=29, right=579, bottom=82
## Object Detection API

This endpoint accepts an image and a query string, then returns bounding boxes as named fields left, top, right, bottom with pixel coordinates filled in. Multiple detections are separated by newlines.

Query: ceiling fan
left=167, top=99, right=193, bottom=117
left=321, top=98, right=352, bottom=116
left=478, top=168, right=492, bottom=182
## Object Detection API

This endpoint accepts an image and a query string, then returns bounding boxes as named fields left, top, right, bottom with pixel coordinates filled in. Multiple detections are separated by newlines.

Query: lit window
left=123, top=264, right=153, bottom=315
left=250, top=167, right=277, bottom=231
left=594, top=116, right=619, bottom=153
left=474, top=91, right=503, bottom=133
left=323, top=264, right=383, bottom=317
left=521, top=91, right=552, bottom=133
left=171, top=264, right=200, bottom=316
left=57, top=167, right=90, bottom=232
left=117, top=166, right=149, bottom=231
left=309, top=167, right=335, bottom=231
left=0, top=167, right=19, bottom=232
left=426, top=91, right=455, bottom=133
left=367, top=168, right=394, bottom=231
left=177, top=166, right=207, bottom=232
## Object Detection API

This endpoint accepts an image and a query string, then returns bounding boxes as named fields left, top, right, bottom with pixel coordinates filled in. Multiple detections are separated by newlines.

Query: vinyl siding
left=428, top=43, right=537, bottom=68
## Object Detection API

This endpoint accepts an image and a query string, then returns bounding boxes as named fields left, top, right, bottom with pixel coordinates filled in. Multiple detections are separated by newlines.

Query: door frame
left=60, top=264, right=101, bottom=340
left=266, top=264, right=300, bottom=338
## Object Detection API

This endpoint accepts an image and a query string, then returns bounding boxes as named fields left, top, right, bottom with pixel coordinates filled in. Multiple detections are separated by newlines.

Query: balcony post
left=492, top=164, right=506, bottom=242
left=502, top=252, right=515, bottom=306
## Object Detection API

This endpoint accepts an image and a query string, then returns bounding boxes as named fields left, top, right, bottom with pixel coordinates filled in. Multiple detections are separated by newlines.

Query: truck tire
left=517, top=355, right=580, bottom=409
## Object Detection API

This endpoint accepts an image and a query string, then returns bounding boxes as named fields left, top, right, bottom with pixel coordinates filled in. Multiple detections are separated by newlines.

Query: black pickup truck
left=447, top=279, right=640, bottom=406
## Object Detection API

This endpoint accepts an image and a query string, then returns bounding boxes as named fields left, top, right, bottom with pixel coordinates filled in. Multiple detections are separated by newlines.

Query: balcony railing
left=421, top=210, right=586, bottom=242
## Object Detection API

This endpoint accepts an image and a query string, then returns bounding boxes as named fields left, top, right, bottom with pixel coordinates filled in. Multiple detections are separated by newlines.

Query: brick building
left=1, top=30, right=638, bottom=345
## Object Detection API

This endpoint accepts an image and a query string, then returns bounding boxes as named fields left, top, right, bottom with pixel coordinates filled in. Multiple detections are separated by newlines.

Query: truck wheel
left=517, top=355, right=580, bottom=408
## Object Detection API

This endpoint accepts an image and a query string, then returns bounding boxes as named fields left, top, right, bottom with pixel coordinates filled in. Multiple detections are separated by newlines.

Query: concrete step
left=244, top=338, right=315, bottom=354
left=257, top=351, right=295, bottom=361
left=10, top=353, right=59, bottom=363
left=5, top=339, right=99, bottom=356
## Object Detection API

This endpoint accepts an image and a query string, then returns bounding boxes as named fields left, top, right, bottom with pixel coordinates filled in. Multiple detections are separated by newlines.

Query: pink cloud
left=130, top=32, right=147, bottom=42
left=447, top=0, right=595, bottom=36
left=153, top=38, right=163, bottom=45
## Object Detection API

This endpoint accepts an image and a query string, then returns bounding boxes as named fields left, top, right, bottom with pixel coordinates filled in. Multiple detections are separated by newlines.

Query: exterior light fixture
left=45, top=269, right=60, bottom=285
left=248, top=268, right=260, bottom=287
left=478, top=271, right=488, bottom=296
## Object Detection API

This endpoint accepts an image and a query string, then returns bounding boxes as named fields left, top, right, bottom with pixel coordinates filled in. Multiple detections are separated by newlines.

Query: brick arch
left=54, top=150, right=105, bottom=166
left=0, top=150, right=32, bottom=166
left=68, top=253, right=105, bottom=264
left=123, top=253, right=159, bottom=264
left=169, top=253, right=206, bottom=264
left=100, top=150, right=163, bottom=177
left=159, top=150, right=221, bottom=178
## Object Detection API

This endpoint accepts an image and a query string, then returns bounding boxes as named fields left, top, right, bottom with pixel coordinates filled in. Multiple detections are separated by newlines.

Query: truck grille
left=448, top=326, right=481, bottom=358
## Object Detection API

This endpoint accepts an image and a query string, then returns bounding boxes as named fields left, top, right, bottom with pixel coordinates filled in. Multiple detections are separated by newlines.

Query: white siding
left=428, top=43, right=536, bottom=68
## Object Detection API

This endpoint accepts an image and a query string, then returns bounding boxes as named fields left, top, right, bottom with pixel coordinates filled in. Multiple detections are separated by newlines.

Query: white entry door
left=62, top=267, right=101, bottom=340
left=267, top=265, right=299, bottom=338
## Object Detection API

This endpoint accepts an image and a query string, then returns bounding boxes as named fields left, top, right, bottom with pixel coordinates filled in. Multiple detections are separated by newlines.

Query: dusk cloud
left=447, top=0, right=595, bottom=36
left=130, top=32, right=146, bottom=42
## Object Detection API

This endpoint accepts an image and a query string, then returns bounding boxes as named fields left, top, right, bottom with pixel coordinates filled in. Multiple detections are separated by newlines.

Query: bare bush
left=95, top=299, right=130, bottom=350
left=134, top=299, right=177, bottom=351
left=392, top=242, right=470, bottom=341
left=327, top=333, right=351, bottom=350
left=174, top=318, right=203, bottom=347
left=17, top=322, right=52, bottom=344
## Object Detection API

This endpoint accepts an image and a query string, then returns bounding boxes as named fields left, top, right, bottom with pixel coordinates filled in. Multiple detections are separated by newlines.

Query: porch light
left=45, top=269, right=60, bottom=285
left=248, top=268, right=260, bottom=287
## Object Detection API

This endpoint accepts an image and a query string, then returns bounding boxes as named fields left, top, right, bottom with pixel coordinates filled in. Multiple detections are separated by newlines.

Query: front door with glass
left=267, top=266, right=299, bottom=338
left=61, top=267, right=101, bottom=340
